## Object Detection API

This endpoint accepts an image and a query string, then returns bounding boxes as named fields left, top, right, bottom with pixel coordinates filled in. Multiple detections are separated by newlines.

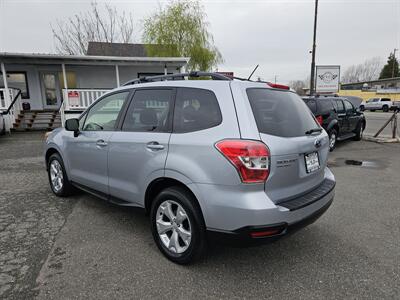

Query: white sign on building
left=315, top=65, right=340, bottom=93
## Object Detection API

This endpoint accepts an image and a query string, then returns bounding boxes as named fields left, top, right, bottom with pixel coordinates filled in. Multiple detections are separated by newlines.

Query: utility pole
left=309, top=0, right=319, bottom=95
left=392, top=48, right=398, bottom=78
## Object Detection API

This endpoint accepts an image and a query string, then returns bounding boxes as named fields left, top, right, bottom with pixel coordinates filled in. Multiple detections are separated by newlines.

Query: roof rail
left=122, top=71, right=232, bottom=86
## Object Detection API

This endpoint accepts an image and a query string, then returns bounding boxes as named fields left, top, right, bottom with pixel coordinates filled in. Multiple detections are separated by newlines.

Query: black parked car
left=302, top=96, right=366, bottom=151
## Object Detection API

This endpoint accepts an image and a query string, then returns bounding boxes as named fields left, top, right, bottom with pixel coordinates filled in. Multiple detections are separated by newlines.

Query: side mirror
left=65, top=118, right=80, bottom=137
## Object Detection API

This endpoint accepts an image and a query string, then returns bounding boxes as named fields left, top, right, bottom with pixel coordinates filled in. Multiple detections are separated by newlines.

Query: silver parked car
left=45, top=72, right=335, bottom=264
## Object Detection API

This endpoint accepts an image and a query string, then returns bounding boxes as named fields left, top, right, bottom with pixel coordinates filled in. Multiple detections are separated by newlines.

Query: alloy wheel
left=156, top=200, right=192, bottom=254
left=50, top=160, right=64, bottom=192
left=329, top=133, right=336, bottom=149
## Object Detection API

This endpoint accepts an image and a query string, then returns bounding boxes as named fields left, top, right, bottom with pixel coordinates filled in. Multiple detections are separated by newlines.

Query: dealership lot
left=0, top=112, right=399, bottom=299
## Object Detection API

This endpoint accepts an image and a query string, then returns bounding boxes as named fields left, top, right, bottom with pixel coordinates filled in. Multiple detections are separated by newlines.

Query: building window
left=58, top=72, right=77, bottom=89
left=0, top=72, right=29, bottom=99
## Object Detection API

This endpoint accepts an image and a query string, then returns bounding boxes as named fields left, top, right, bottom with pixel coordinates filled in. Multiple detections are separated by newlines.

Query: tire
left=354, top=122, right=364, bottom=141
left=382, top=105, right=389, bottom=112
left=150, top=186, right=206, bottom=264
left=47, top=153, right=74, bottom=197
left=359, top=105, right=365, bottom=112
left=328, top=128, right=337, bottom=152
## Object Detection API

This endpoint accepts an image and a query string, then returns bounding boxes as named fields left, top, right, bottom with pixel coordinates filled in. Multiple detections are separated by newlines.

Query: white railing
left=61, top=88, right=110, bottom=126
left=0, top=88, right=13, bottom=110
left=0, top=88, right=22, bottom=133
left=62, top=89, right=110, bottom=110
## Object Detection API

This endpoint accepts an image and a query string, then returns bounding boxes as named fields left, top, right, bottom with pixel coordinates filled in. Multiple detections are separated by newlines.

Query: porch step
left=12, top=110, right=61, bottom=131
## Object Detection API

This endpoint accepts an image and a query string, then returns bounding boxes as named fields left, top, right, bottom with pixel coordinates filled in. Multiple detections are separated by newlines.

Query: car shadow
left=75, top=192, right=369, bottom=270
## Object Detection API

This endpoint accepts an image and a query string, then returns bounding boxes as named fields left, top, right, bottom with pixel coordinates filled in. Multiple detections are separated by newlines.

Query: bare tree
left=52, top=2, right=135, bottom=55
left=289, top=77, right=309, bottom=95
left=341, top=57, right=383, bottom=83
left=288, top=80, right=306, bottom=95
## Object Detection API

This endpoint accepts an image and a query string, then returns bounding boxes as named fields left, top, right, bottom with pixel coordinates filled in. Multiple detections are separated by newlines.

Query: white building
left=0, top=43, right=188, bottom=132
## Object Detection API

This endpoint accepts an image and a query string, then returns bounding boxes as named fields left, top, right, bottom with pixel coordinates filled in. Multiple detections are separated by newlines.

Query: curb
left=363, top=135, right=400, bottom=143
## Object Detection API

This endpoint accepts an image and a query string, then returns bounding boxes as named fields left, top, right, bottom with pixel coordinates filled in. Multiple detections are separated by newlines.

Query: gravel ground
left=0, top=131, right=399, bottom=299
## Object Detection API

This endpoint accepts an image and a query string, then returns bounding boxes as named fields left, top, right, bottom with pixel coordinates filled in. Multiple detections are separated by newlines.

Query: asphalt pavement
left=0, top=132, right=76, bottom=299
left=0, top=131, right=399, bottom=299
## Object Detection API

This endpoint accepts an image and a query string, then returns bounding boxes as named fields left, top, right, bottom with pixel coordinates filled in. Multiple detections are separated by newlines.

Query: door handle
left=146, top=141, right=164, bottom=151
left=96, top=139, right=108, bottom=147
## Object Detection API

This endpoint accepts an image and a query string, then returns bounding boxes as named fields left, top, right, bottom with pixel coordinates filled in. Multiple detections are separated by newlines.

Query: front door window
left=83, top=92, right=130, bottom=131
left=42, top=73, right=59, bottom=107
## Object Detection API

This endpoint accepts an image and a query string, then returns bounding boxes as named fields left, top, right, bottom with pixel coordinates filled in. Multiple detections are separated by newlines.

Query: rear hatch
left=246, top=88, right=329, bottom=203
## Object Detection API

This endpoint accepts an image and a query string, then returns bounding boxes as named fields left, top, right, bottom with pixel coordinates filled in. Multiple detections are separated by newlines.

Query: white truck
left=360, top=98, right=400, bottom=112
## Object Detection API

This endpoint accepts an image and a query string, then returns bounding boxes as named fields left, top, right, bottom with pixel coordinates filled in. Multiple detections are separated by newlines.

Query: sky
left=0, top=0, right=399, bottom=84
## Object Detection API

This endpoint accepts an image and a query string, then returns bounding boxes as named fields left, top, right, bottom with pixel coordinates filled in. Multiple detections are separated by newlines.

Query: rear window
left=247, top=88, right=318, bottom=137
left=303, top=99, right=317, bottom=113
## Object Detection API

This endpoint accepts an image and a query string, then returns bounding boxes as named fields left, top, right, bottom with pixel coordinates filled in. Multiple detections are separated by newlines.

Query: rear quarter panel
left=165, top=82, right=242, bottom=185
left=229, top=81, right=262, bottom=140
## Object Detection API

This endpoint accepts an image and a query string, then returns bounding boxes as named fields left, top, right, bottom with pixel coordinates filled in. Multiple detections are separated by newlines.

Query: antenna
left=247, top=65, right=259, bottom=80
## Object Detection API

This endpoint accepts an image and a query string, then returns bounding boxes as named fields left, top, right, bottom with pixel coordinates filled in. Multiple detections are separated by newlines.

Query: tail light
left=316, top=115, right=323, bottom=125
left=215, top=140, right=270, bottom=183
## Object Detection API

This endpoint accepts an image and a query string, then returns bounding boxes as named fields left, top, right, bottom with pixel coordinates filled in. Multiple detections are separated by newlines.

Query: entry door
left=344, top=100, right=358, bottom=132
left=65, top=91, right=130, bottom=194
left=41, top=72, right=61, bottom=109
left=334, top=99, right=349, bottom=134
left=108, top=88, right=175, bottom=204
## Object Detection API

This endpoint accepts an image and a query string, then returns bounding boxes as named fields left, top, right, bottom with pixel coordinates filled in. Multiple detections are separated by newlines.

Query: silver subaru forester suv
left=45, top=72, right=335, bottom=264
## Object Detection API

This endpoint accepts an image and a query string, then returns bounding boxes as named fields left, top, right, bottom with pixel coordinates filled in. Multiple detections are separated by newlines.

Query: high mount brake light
left=215, top=140, right=270, bottom=183
left=266, top=82, right=290, bottom=90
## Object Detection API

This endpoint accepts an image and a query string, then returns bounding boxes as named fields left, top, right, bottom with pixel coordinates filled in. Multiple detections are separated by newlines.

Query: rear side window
left=122, top=89, right=173, bottom=132
left=304, top=99, right=317, bottom=113
left=247, top=88, right=318, bottom=137
left=318, top=100, right=334, bottom=113
left=173, top=87, right=222, bottom=133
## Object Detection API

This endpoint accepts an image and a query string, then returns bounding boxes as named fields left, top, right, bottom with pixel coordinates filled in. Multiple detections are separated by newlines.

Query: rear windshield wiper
left=305, top=128, right=323, bottom=135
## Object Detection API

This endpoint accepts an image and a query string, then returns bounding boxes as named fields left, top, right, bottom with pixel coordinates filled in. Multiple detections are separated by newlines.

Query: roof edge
left=341, top=77, right=400, bottom=85
left=0, top=52, right=190, bottom=63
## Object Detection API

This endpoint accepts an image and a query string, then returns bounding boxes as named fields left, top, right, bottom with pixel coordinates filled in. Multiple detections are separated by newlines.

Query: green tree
left=142, top=0, right=222, bottom=71
left=379, top=52, right=399, bottom=79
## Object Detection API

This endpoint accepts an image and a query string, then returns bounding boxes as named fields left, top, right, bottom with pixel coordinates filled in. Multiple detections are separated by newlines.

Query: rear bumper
left=191, top=168, right=335, bottom=245
left=206, top=196, right=333, bottom=246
